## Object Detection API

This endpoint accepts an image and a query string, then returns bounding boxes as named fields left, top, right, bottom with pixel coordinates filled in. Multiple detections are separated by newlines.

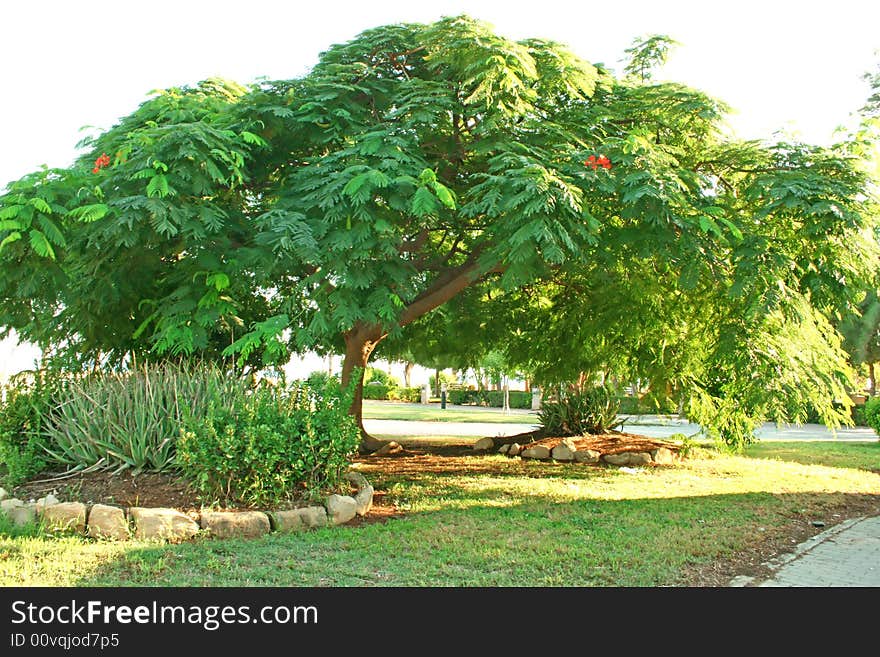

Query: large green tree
left=1, top=17, right=876, bottom=450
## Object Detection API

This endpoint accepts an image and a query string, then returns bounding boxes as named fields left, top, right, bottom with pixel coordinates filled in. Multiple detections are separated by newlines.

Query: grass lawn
left=744, top=441, right=880, bottom=471
left=1, top=440, right=877, bottom=587
left=362, top=399, right=538, bottom=424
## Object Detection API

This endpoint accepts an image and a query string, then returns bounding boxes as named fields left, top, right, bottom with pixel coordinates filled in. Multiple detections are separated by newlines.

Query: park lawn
left=744, top=440, right=880, bottom=471
left=362, top=399, right=539, bottom=424
left=1, top=442, right=877, bottom=587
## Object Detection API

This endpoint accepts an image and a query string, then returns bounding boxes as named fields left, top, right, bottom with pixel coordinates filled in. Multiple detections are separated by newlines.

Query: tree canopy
left=1, top=16, right=877, bottom=449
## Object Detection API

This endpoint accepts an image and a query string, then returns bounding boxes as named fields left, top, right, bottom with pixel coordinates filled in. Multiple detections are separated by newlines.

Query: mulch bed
left=11, top=471, right=401, bottom=526
left=519, top=432, right=680, bottom=455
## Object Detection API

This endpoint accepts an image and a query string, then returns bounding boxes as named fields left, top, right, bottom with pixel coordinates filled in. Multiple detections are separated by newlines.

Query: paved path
left=730, top=516, right=880, bottom=587
left=365, top=415, right=879, bottom=441
left=364, top=418, right=538, bottom=438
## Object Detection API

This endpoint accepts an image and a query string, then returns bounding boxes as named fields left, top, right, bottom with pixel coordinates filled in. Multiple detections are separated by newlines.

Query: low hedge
left=362, top=384, right=422, bottom=402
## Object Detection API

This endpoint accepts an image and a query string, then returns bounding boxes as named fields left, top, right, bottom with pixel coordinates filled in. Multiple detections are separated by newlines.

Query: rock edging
left=504, top=443, right=680, bottom=466
left=0, top=472, right=374, bottom=543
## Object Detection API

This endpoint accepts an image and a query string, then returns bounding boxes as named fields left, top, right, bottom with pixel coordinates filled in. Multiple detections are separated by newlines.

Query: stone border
left=0, top=471, right=373, bottom=542
left=491, top=438, right=680, bottom=466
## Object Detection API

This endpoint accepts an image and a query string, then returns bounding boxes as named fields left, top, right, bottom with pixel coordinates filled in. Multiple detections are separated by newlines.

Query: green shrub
left=617, top=395, right=679, bottom=415
left=0, top=370, right=65, bottom=486
left=40, top=363, right=246, bottom=473
left=862, top=396, right=880, bottom=433
left=177, top=378, right=359, bottom=507
left=387, top=386, right=422, bottom=403
left=852, top=404, right=867, bottom=427
left=364, top=367, right=400, bottom=388
left=446, top=389, right=483, bottom=405
left=538, top=385, right=621, bottom=436
left=362, top=383, right=391, bottom=400
left=486, top=390, right=532, bottom=409
left=306, top=370, right=338, bottom=388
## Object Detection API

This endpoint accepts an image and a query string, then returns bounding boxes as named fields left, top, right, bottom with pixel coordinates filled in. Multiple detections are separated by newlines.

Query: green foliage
left=623, top=34, right=679, bottom=82
left=617, top=396, right=678, bottom=415
left=486, top=390, right=532, bottom=409
left=364, top=367, right=399, bottom=388
left=538, top=385, right=621, bottom=436
left=1, top=16, right=877, bottom=448
left=862, top=396, right=880, bottom=434
left=362, top=383, right=391, bottom=400
left=0, top=370, right=65, bottom=486
left=40, top=364, right=245, bottom=473
left=386, top=386, right=422, bottom=403
left=177, top=378, right=359, bottom=507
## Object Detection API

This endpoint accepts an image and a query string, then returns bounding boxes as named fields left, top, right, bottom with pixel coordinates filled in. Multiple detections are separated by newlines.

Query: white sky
left=1, top=0, right=879, bottom=380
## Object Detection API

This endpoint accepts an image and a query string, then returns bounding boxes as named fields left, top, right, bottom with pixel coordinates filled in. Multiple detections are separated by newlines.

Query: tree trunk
left=870, top=362, right=877, bottom=397
left=341, top=324, right=386, bottom=453
left=435, top=368, right=441, bottom=396
left=404, top=361, right=414, bottom=388
left=502, top=376, right=510, bottom=414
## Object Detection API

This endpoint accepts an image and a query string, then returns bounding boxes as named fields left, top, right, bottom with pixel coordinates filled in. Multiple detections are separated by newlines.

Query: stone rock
left=271, top=506, right=327, bottom=532
left=574, top=449, right=601, bottom=464
left=551, top=442, right=575, bottom=461
left=651, top=447, right=676, bottom=465
left=603, top=453, right=631, bottom=466
left=87, top=504, right=130, bottom=540
left=325, top=494, right=358, bottom=525
left=629, top=452, right=653, bottom=466
left=9, top=503, right=37, bottom=527
left=200, top=511, right=271, bottom=539
left=507, top=443, right=522, bottom=457
left=129, top=507, right=200, bottom=542
left=521, top=445, right=551, bottom=460
left=498, top=444, right=510, bottom=455
left=372, top=441, right=403, bottom=456
left=354, top=485, right=374, bottom=516
left=473, top=437, right=495, bottom=451
left=0, top=487, right=7, bottom=502
left=36, top=493, right=61, bottom=513
left=39, top=502, right=87, bottom=533
left=345, top=471, right=370, bottom=489
left=1, top=498, right=24, bottom=515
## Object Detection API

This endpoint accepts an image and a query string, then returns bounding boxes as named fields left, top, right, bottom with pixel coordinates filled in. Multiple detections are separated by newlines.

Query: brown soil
left=679, top=493, right=880, bottom=586
left=12, top=470, right=402, bottom=526
left=520, top=432, right=680, bottom=455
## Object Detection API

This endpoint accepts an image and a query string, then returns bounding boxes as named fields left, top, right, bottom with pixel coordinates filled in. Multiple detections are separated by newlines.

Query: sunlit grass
left=1, top=443, right=877, bottom=587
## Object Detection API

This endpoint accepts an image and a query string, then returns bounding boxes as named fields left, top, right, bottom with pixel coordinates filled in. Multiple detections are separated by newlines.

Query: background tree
left=1, top=18, right=876, bottom=451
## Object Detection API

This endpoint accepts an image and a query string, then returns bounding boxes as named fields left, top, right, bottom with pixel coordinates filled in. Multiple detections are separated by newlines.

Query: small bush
left=306, top=370, right=338, bottom=388
left=852, top=403, right=867, bottom=427
left=862, top=396, right=880, bottom=433
left=486, top=390, right=532, bottom=409
left=539, top=385, right=621, bottom=436
left=362, top=383, right=391, bottom=400
left=177, top=378, right=359, bottom=507
left=364, top=367, right=400, bottom=388
left=0, top=370, right=64, bottom=486
left=387, top=386, right=422, bottom=403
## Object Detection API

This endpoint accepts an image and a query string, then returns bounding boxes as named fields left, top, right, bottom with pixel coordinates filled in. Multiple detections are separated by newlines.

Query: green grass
left=1, top=442, right=877, bottom=586
left=362, top=399, right=538, bottom=424
left=745, top=440, right=880, bottom=471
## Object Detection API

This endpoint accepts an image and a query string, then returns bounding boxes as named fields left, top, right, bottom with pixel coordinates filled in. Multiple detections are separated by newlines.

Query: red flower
left=93, top=153, right=111, bottom=172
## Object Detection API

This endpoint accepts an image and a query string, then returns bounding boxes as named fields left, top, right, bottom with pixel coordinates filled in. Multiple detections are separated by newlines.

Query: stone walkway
left=730, top=515, right=880, bottom=587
